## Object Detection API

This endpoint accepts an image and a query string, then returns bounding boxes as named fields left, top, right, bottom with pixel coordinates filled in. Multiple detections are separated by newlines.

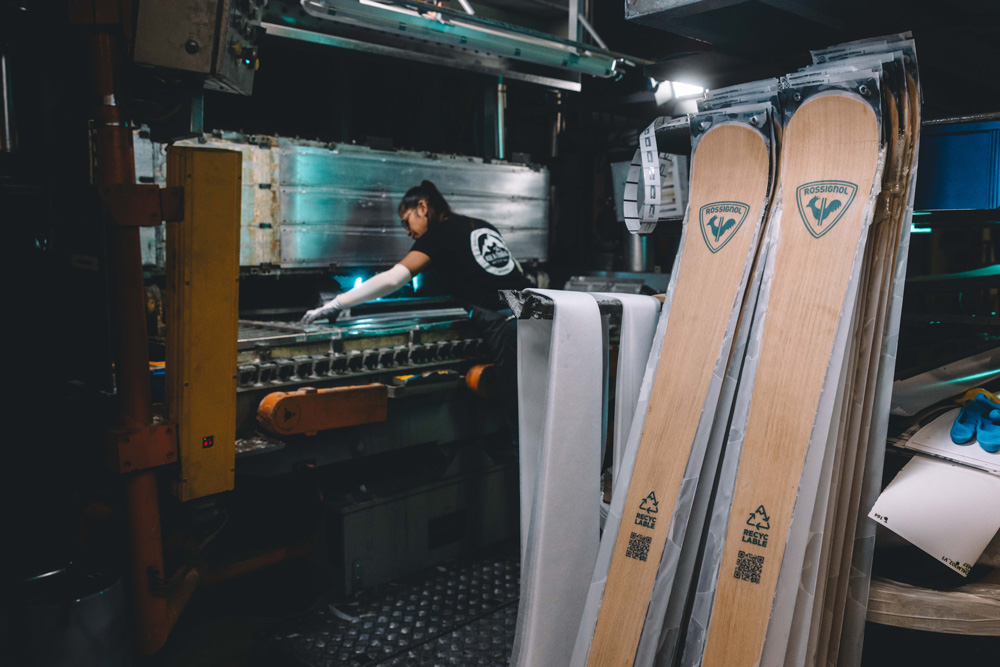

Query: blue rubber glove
left=974, top=394, right=1000, bottom=453
left=951, top=399, right=987, bottom=445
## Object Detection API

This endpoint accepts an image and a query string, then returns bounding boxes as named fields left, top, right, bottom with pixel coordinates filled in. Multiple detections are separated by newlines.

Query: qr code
left=734, top=550, right=764, bottom=584
left=626, top=532, right=651, bottom=561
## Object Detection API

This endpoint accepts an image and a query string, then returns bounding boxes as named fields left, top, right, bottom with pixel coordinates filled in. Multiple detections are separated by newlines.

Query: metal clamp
left=107, top=422, right=179, bottom=473
left=102, top=184, right=184, bottom=226
left=501, top=289, right=625, bottom=320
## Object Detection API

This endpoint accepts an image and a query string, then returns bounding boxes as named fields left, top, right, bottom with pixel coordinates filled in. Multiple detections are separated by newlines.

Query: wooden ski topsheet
left=581, top=118, right=772, bottom=667
left=698, top=93, right=882, bottom=667
left=769, top=57, right=908, bottom=667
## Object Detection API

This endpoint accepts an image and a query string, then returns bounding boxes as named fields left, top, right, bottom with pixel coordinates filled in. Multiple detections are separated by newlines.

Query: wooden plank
left=585, top=121, right=771, bottom=667
left=699, top=94, right=881, bottom=667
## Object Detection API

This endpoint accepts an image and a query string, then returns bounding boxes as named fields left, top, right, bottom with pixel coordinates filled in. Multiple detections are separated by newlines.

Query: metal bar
left=568, top=0, right=579, bottom=43
left=300, top=0, right=633, bottom=77
left=91, top=28, right=163, bottom=654
left=497, top=76, right=506, bottom=161
left=329, top=0, right=636, bottom=60
left=578, top=15, right=607, bottom=51
left=922, top=112, right=1000, bottom=126
left=1, top=52, right=15, bottom=152
left=263, top=22, right=582, bottom=92
left=88, top=26, right=192, bottom=656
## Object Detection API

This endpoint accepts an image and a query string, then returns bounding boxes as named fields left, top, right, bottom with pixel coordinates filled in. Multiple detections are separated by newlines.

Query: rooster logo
left=806, top=196, right=842, bottom=226
left=707, top=216, right=738, bottom=243
left=796, top=180, right=858, bottom=238
left=699, top=201, right=750, bottom=253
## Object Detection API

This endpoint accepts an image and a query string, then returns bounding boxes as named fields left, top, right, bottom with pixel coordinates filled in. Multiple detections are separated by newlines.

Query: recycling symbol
left=640, top=491, right=659, bottom=514
left=746, top=505, right=770, bottom=531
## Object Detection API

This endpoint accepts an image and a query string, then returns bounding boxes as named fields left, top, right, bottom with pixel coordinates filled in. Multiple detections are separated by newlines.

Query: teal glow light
left=946, top=369, right=1000, bottom=384
left=354, top=277, right=363, bottom=289
left=910, top=224, right=932, bottom=234
left=412, top=274, right=420, bottom=291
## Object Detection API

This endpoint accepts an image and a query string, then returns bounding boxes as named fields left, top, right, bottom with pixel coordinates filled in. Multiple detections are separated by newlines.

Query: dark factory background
left=1, top=1, right=997, bottom=666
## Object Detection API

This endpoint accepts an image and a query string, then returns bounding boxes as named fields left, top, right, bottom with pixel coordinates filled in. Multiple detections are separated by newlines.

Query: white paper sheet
left=869, top=456, right=1000, bottom=576
left=900, top=408, right=1000, bottom=476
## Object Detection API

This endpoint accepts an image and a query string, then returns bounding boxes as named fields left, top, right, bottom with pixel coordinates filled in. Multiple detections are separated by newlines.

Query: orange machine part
left=465, top=364, right=497, bottom=398
left=257, top=384, right=389, bottom=436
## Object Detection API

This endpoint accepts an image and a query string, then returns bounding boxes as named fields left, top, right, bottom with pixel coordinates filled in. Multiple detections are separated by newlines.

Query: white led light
left=671, top=81, right=705, bottom=98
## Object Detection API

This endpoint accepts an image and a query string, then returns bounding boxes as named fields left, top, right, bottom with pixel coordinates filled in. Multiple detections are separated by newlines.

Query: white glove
left=301, top=264, right=413, bottom=325
left=301, top=298, right=343, bottom=325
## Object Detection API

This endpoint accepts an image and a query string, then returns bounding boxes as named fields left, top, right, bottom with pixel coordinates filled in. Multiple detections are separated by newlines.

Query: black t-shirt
left=410, top=214, right=530, bottom=310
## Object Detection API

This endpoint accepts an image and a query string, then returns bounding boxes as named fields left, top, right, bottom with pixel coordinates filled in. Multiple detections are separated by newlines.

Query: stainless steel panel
left=133, top=133, right=548, bottom=270
left=280, top=220, right=410, bottom=268
left=280, top=145, right=549, bottom=199
left=279, top=144, right=549, bottom=267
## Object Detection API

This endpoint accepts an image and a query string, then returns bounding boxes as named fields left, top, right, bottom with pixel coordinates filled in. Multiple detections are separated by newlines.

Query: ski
left=697, top=89, right=883, bottom=667
left=579, top=109, right=774, bottom=667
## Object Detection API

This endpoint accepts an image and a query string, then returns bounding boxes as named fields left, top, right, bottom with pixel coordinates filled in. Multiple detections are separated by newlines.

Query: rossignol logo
left=698, top=201, right=750, bottom=253
left=469, top=227, right=514, bottom=276
left=795, top=180, right=858, bottom=238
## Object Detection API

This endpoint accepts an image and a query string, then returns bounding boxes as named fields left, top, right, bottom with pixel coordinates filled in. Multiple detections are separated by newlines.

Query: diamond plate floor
left=257, top=558, right=519, bottom=667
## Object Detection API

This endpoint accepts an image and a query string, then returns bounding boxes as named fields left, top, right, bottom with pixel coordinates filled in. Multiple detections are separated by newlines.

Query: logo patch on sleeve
left=698, top=201, right=750, bottom=253
left=795, top=180, right=858, bottom=238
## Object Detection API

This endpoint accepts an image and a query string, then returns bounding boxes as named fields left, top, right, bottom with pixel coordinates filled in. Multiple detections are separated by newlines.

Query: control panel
left=133, top=0, right=265, bottom=96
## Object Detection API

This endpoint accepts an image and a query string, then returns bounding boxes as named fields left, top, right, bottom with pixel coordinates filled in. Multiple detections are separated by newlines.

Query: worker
left=301, top=179, right=530, bottom=438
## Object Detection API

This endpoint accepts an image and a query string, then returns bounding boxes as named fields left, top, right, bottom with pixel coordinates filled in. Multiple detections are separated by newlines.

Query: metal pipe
left=124, top=471, right=173, bottom=653
left=88, top=30, right=183, bottom=656
left=568, top=0, right=579, bottom=43
left=497, top=76, right=506, bottom=161
left=577, top=16, right=607, bottom=51
left=923, top=112, right=1000, bottom=126
left=623, top=231, right=651, bottom=272
left=1, top=52, right=15, bottom=152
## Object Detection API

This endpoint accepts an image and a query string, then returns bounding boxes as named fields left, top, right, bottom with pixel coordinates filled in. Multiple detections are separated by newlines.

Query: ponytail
left=398, top=180, right=452, bottom=223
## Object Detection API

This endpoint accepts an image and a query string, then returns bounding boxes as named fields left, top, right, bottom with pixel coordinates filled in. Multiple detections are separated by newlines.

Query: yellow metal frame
left=166, top=147, right=242, bottom=502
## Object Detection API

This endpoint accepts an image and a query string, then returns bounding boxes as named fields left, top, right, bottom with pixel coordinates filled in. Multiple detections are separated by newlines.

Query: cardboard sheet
left=869, top=456, right=1000, bottom=576
left=900, top=408, right=1000, bottom=476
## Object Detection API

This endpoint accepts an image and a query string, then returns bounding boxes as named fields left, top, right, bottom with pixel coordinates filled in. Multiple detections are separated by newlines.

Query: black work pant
left=470, top=307, right=519, bottom=444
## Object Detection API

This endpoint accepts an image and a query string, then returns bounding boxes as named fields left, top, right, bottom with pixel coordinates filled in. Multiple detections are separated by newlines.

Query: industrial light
left=357, top=0, right=421, bottom=17
left=650, top=77, right=706, bottom=106
left=671, top=81, right=705, bottom=98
